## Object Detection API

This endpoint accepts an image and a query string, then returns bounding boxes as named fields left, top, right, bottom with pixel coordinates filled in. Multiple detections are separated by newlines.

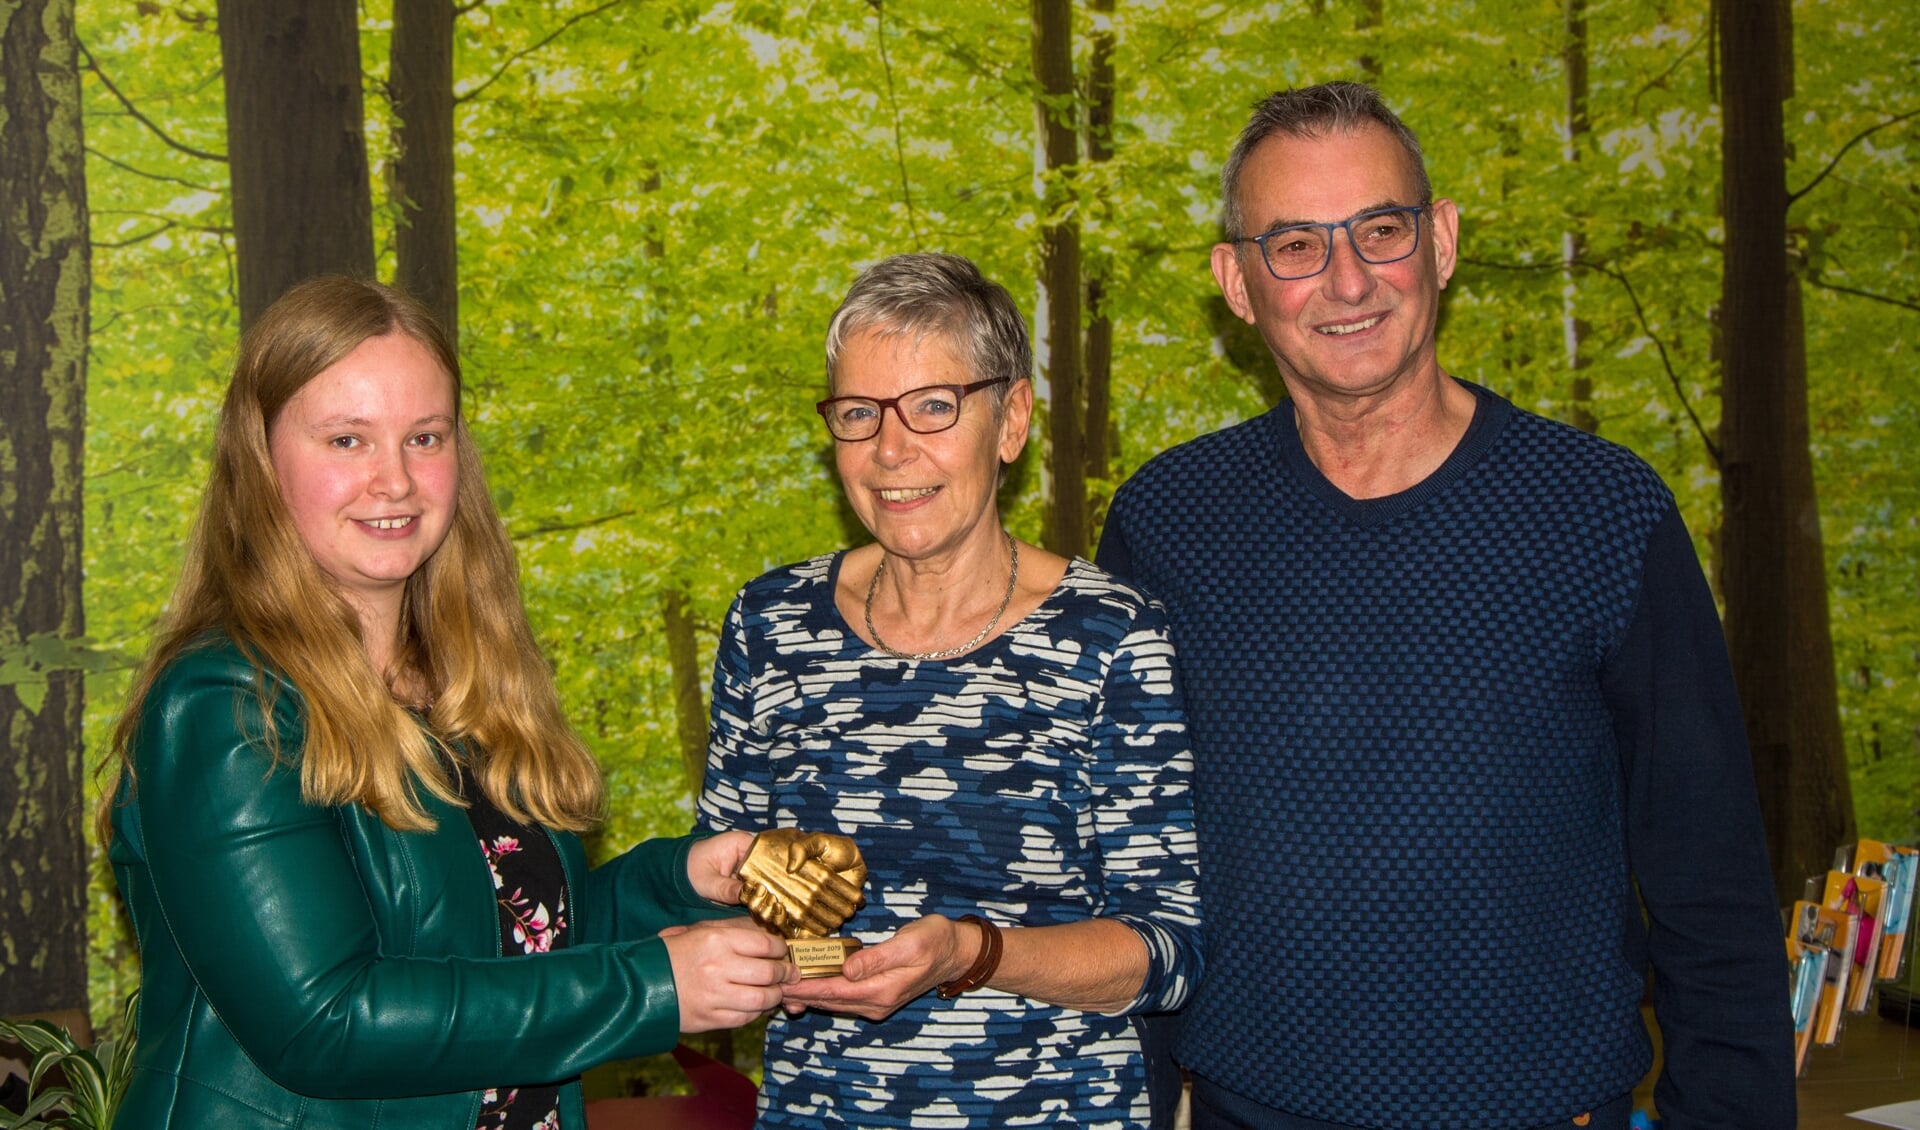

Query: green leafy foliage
left=0, top=993, right=137, bottom=1130
left=70, top=0, right=1919, bottom=1032
left=0, top=637, right=128, bottom=720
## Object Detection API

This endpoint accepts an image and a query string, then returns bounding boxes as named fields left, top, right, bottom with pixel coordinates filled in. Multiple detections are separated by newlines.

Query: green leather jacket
left=109, top=638, right=730, bottom=1128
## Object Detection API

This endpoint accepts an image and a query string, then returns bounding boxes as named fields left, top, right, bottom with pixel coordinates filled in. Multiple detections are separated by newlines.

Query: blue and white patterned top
left=697, top=553, right=1203, bottom=1129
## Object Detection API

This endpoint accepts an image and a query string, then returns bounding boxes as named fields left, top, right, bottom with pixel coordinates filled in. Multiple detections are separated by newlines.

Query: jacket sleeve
left=1602, top=506, right=1797, bottom=1130
left=580, top=832, right=739, bottom=944
left=127, top=649, right=683, bottom=1098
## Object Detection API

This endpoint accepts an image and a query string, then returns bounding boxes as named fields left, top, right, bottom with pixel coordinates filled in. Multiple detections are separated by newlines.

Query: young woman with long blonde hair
left=99, top=275, right=792, bottom=1129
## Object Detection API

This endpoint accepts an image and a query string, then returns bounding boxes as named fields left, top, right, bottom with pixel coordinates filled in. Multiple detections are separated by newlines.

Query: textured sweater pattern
left=1098, top=381, right=1792, bottom=1129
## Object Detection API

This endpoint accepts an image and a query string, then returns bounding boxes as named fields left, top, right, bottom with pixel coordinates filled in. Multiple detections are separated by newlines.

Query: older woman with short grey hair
left=698, top=252, right=1203, bottom=1128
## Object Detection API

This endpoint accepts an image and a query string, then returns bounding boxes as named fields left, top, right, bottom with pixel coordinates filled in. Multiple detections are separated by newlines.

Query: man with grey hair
left=1098, top=81, right=1792, bottom=1129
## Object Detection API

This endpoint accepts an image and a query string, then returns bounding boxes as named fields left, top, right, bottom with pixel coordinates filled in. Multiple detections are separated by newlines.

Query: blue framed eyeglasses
left=1235, top=204, right=1428, bottom=281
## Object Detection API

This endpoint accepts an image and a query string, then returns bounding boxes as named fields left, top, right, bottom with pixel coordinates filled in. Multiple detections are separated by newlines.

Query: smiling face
left=831, top=328, right=1031, bottom=565
left=1212, top=123, right=1459, bottom=407
left=267, top=332, right=459, bottom=635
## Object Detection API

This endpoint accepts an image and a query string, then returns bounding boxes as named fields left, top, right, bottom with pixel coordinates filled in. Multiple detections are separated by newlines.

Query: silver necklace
left=864, top=531, right=1019, bottom=662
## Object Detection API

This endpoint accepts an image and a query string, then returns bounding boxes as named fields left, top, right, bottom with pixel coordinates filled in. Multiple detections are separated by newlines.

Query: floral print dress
left=463, top=775, right=570, bottom=1130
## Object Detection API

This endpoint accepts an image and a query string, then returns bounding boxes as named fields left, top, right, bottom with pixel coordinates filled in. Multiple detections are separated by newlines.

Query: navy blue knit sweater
left=1098, top=381, right=1793, bottom=1130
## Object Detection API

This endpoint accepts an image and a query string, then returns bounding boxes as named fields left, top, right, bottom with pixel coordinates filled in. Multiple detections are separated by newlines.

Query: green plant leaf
left=26, top=1044, right=72, bottom=1096
left=5, top=1085, right=69, bottom=1128
left=12, top=680, right=48, bottom=716
left=56, top=1050, right=108, bottom=1125
left=0, top=634, right=129, bottom=685
left=0, top=1019, right=69, bottom=1059
left=95, top=992, right=140, bottom=1129
left=0, top=1000, right=134, bottom=1130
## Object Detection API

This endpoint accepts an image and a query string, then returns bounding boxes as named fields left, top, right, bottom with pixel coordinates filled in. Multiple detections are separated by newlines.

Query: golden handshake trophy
left=737, top=828, right=869, bottom=978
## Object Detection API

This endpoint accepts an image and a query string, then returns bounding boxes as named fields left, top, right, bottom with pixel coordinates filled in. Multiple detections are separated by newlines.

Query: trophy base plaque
left=787, top=937, right=862, bottom=979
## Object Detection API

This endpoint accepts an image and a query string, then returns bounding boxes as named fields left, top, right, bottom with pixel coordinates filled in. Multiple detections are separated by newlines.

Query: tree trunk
left=1715, top=0, right=1800, bottom=901
left=1082, top=0, right=1114, bottom=492
left=1032, top=0, right=1085, bottom=558
left=661, top=591, right=733, bottom=1069
left=390, top=0, right=458, bottom=344
left=1780, top=268, right=1855, bottom=879
left=1356, top=0, right=1383, bottom=83
left=0, top=0, right=90, bottom=1019
left=661, top=585, right=708, bottom=797
left=1562, top=0, right=1596, bottom=433
left=1210, top=301, right=1286, bottom=408
left=217, top=0, right=375, bottom=330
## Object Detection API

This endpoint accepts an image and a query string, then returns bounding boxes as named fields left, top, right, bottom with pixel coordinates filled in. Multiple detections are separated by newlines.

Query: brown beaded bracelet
left=934, top=914, right=1003, bottom=999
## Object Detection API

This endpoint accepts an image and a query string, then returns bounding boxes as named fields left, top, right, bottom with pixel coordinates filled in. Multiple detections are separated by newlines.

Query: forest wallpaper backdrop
left=2, top=0, right=1915, bottom=1039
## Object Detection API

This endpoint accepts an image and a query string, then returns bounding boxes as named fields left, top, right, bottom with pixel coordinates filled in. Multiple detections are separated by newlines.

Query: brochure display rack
left=1787, top=840, right=1919, bottom=1075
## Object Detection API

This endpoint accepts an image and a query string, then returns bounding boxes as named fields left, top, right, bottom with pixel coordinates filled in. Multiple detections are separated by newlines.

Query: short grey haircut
left=824, top=252, right=1031, bottom=408
left=1220, top=81, right=1432, bottom=240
